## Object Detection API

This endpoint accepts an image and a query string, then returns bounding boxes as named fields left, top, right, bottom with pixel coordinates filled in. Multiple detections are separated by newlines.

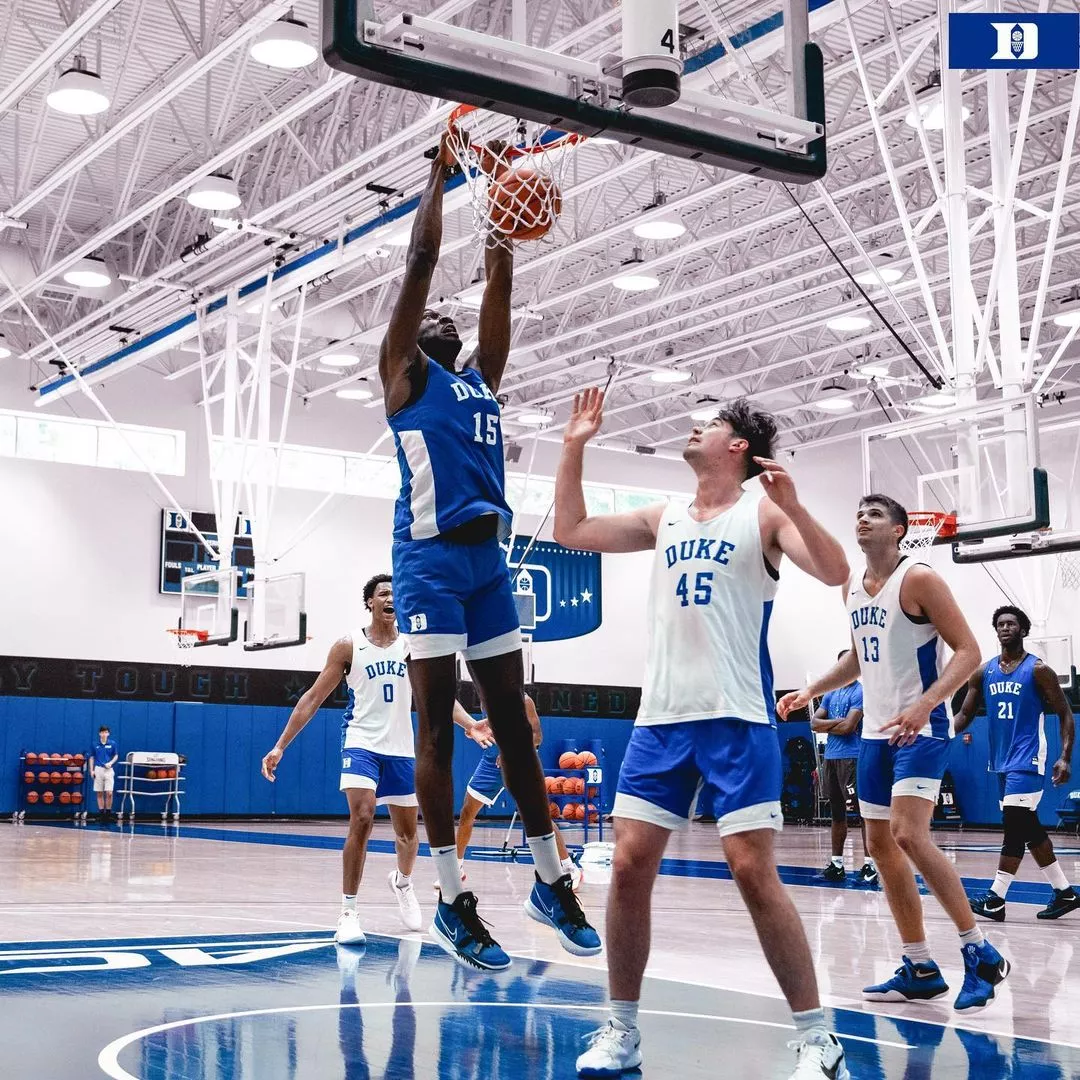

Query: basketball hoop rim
left=907, top=511, right=958, bottom=536
left=166, top=627, right=210, bottom=643
left=447, top=103, right=585, bottom=157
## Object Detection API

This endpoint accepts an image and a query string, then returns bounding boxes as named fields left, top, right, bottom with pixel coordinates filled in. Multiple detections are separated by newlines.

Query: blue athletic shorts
left=466, top=745, right=505, bottom=806
left=339, top=747, right=417, bottom=806
left=997, top=769, right=1044, bottom=810
left=857, top=736, right=950, bottom=819
left=392, top=534, right=520, bottom=661
left=613, top=718, right=783, bottom=836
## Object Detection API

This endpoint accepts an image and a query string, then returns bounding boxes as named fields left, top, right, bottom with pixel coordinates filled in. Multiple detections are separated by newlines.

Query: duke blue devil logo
left=992, top=22, right=1038, bottom=61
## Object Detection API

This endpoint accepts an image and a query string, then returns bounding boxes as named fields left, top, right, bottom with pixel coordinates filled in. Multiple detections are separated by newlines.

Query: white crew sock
left=959, top=925, right=985, bottom=948
left=433, top=845, right=465, bottom=902
left=863, top=858, right=876, bottom=869
left=528, top=832, right=564, bottom=884
left=610, top=1000, right=639, bottom=1031
left=902, top=940, right=932, bottom=964
left=990, top=870, right=1015, bottom=899
left=393, top=869, right=412, bottom=888
left=561, top=857, right=575, bottom=875
left=341, top=893, right=357, bottom=912
left=1042, top=860, right=1070, bottom=891
left=831, top=855, right=844, bottom=868
left=792, top=1007, right=831, bottom=1047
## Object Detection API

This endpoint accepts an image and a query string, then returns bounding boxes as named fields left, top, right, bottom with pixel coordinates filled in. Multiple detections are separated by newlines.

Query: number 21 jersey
left=637, top=490, right=778, bottom=728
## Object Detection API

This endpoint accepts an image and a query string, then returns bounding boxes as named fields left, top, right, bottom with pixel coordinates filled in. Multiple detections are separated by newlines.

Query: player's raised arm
left=379, top=134, right=455, bottom=416
left=952, top=663, right=987, bottom=735
left=1032, top=661, right=1075, bottom=785
left=554, top=387, right=662, bottom=553
left=261, top=637, right=352, bottom=781
left=464, top=233, right=514, bottom=392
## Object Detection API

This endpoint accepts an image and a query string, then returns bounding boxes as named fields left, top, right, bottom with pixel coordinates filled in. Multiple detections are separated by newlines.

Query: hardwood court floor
left=1, top=818, right=1078, bottom=1078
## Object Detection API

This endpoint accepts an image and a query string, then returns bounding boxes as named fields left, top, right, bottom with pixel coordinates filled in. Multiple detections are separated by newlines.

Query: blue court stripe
left=50, top=821, right=1065, bottom=907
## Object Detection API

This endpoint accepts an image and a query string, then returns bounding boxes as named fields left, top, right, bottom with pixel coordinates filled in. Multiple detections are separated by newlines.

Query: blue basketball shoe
left=431, top=891, right=511, bottom=972
left=954, top=939, right=1010, bottom=1011
left=525, top=873, right=603, bottom=956
left=863, top=956, right=949, bottom=1001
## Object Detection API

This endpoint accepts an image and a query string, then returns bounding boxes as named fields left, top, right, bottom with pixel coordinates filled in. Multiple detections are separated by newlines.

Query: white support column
left=783, top=0, right=809, bottom=120
left=218, top=294, right=240, bottom=576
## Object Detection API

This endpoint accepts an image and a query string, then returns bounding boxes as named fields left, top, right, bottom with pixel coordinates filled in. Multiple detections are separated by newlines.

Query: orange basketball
left=74, top=772, right=84, bottom=784
left=26, top=752, right=38, bottom=765
left=148, top=769, right=158, bottom=780
left=59, top=791, right=71, bottom=805
left=26, top=791, right=39, bottom=804
left=488, top=166, right=560, bottom=241
left=50, top=771, right=62, bottom=784
left=73, top=753, right=85, bottom=766
left=42, top=790, right=55, bottom=804
left=543, top=776, right=553, bottom=793
left=61, top=772, right=72, bottom=785
left=71, top=791, right=83, bottom=805
left=548, top=801, right=561, bottom=820
left=586, top=803, right=599, bottom=823
left=62, top=753, right=72, bottom=765
left=580, top=751, right=597, bottom=767
left=23, top=771, right=34, bottom=784
left=38, top=770, right=50, bottom=784
left=50, top=753, right=62, bottom=764
left=558, top=752, right=577, bottom=770
left=169, top=768, right=177, bottom=779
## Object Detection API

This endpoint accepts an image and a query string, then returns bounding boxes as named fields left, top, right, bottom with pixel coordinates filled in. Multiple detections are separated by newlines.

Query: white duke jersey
left=637, top=490, right=778, bottom=727
left=847, top=558, right=951, bottom=741
left=341, top=630, right=414, bottom=756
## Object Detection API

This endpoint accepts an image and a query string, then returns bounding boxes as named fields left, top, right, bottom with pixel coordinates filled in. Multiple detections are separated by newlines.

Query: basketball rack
left=323, top=1, right=827, bottom=184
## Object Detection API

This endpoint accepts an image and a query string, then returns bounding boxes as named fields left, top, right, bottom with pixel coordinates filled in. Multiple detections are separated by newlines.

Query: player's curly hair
left=715, top=398, right=777, bottom=479
left=992, top=604, right=1031, bottom=636
left=363, top=573, right=393, bottom=611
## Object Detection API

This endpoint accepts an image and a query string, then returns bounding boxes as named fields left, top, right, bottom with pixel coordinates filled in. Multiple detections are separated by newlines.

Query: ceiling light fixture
left=690, top=398, right=719, bottom=421
left=650, top=369, right=691, bottom=383
left=855, top=361, right=892, bottom=379
left=613, top=249, right=659, bottom=292
left=46, top=56, right=110, bottom=116
left=903, top=63, right=972, bottom=132
left=913, top=391, right=958, bottom=409
left=827, top=314, right=872, bottom=333
left=249, top=14, right=318, bottom=69
left=853, top=252, right=906, bottom=286
left=187, top=174, right=242, bottom=211
left=336, top=387, right=374, bottom=401
left=62, top=256, right=112, bottom=289
left=211, top=216, right=241, bottom=230
left=320, top=352, right=359, bottom=367
left=0, top=335, right=11, bottom=359
left=633, top=193, right=686, bottom=241
left=516, top=410, right=552, bottom=426
left=816, top=382, right=855, bottom=411
left=1052, top=290, right=1080, bottom=328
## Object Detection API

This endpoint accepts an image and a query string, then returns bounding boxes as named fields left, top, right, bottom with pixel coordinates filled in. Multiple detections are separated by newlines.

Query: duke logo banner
left=949, top=13, right=1079, bottom=69
left=502, top=537, right=602, bottom=642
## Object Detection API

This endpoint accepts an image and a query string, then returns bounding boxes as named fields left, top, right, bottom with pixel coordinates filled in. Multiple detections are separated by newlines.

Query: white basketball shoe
left=335, top=909, right=367, bottom=946
left=787, top=1034, right=849, bottom=1080
left=576, top=1019, right=642, bottom=1077
left=389, top=869, right=423, bottom=932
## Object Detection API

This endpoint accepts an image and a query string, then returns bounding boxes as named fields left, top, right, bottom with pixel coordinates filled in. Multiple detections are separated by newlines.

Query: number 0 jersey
left=846, top=558, right=950, bottom=741
left=637, top=490, right=778, bottom=728
left=341, top=630, right=414, bottom=756
left=984, top=653, right=1047, bottom=775
left=388, top=356, right=513, bottom=542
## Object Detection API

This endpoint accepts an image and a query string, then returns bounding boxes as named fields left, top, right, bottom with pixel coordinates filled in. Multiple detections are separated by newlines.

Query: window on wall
left=0, top=409, right=185, bottom=475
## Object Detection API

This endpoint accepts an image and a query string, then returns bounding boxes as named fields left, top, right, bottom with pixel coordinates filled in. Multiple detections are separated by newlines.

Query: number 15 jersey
left=637, top=490, right=778, bottom=728
left=846, top=558, right=950, bottom=741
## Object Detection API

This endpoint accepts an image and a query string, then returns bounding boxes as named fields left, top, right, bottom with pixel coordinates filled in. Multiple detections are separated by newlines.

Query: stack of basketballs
left=22, top=751, right=86, bottom=809
left=145, top=765, right=178, bottom=781
left=543, top=749, right=599, bottom=824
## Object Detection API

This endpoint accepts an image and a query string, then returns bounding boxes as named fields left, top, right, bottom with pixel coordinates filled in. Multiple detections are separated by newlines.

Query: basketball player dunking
left=955, top=604, right=1078, bottom=922
left=556, top=388, right=850, bottom=1080
left=378, top=131, right=599, bottom=969
left=779, top=495, right=1011, bottom=1011
left=260, top=573, right=492, bottom=944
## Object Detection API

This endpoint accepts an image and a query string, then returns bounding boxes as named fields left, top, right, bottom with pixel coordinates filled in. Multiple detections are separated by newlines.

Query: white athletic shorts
left=92, top=765, right=115, bottom=792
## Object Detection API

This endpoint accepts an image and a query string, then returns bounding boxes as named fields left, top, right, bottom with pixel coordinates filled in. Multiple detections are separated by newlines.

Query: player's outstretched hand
left=754, top=457, right=801, bottom=515
left=467, top=719, right=495, bottom=749
left=565, top=387, right=605, bottom=445
left=1052, top=756, right=1072, bottom=786
left=880, top=704, right=931, bottom=747
left=261, top=747, right=283, bottom=782
left=777, top=688, right=812, bottom=720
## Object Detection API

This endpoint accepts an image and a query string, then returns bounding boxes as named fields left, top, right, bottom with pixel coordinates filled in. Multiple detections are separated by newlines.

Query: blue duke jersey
left=984, top=653, right=1047, bottom=774
left=846, top=558, right=950, bottom=740
left=388, top=356, right=514, bottom=541
left=341, top=631, right=414, bottom=757
left=637, top=490, right=778, bottom=727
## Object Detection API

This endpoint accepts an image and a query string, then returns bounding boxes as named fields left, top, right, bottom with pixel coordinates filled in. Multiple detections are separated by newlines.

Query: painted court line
left=97, top=1001, right=914, bottom=1080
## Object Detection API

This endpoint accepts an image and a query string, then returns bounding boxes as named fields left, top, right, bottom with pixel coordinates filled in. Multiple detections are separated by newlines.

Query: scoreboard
left=159, top=509, right=255, bottom=596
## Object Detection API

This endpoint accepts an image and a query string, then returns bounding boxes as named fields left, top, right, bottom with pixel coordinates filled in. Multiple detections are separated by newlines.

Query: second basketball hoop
left=446, top=104, right=581, bottom=244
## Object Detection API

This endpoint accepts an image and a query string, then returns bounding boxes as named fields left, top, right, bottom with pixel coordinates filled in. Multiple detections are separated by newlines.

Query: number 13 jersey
left=846, top=558, right=951, bottom=741
left=637, top=490, right=778, bottom=728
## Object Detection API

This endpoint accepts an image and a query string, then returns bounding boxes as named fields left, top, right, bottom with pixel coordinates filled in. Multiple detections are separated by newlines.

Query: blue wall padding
left=0, top=695, right=1072, bottom=826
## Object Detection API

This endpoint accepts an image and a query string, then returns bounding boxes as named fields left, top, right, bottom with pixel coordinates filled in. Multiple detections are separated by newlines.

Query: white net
left=444, top=105, right=581, bottom=245
left=900, top=512, right=954, bottom=553
left=1059, top=551, right=1080, bottom=591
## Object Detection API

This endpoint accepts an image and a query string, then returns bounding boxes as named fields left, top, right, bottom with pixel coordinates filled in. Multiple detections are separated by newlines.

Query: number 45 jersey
left=846, top=558, right=950, bottom=742
left=637, top=490, right=778, bottom=728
